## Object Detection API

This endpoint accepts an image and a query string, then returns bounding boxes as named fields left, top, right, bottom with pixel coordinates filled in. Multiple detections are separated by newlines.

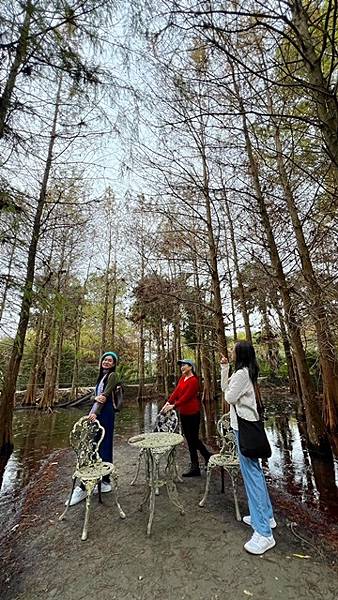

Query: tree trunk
left=0, top=77, right=62, bottom=459
left=0, top=233, right=17, bottom=322
left=100, top=237, right=112, bottom=355
left=194, top=301, right=202, bottom=379
left=148, top=329, right=152, bottom=378
left=55, top=310, right=65, bottom=390
left=40, top=309, right=58, bottom=409
left=71, top=267, right=90, bottom=399
left=159, top=319, right=169, bottom=397
left=200, top=345, right=214, bottom=437
left=192, top=254, right=219, bottom=418
left=71, top=296, right=84, bottom=401
left=260, top=300, right=279, bottom=376
left=23, top=311, right=44, bottom=405
left=234, top=78, right=326, bottom=447
left=41, top=241, right=67, bottom=408
left=0, top=0, right=33, bottom=140
left=174, top=318, right=182, bottom=363
left=223, top=193, right=252, bottom=342
left=224, top=228, right=238, bottom=341
left=275, top=126, right=338, bottom=432
left=36, top=314, right=50, bottom=387
left=274, top=298, right=297, bottom=394
left=137, top=318, right=145, bottom=401
left=155, top=328, right=164, bottom=393
left=291, top=3, right=338, bottom=182
left=110, top=261, right=117, bottom=348
left=201, top=148, right=228, bottom=358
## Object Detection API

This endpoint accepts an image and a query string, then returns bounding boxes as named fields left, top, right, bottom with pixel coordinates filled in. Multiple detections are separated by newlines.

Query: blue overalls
left=96, top=379, right=115, bottom=467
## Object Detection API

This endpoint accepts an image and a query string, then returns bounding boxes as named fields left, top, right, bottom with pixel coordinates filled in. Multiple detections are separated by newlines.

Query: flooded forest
left=0, top=0, right=338, bottom=580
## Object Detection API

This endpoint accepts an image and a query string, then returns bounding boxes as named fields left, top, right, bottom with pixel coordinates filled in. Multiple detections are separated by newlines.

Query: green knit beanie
left=101, top=351, right=119, bottom=365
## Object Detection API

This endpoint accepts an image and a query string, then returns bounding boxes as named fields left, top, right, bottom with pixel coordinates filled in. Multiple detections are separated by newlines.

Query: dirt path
left=1, top=440, right=337, bottom=600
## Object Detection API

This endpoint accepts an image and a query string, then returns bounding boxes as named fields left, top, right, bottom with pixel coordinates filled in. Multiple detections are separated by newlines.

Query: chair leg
left=174, top=460, right=183, bottom=483
left=139, top=451, right=151, bottom=512
left=130, top=449, right=144, bottom=485
left=231, top=472, right=241, bottom=522
left=221, top=467, right=225, bottom=493
left=147, top=486, right=156, bottom=535
left=199, top=465, right=213, bottom=507
left=98, top=480, right=103, bottom=504
left=81, top=481, right=95, bottom=541
left=155, top=459, right=160, bottom=496
left=59, top=477, right=77, bottom=521
left=147, top=452, right=156, bottom=535
left=111, top=470, right=126, bottom=519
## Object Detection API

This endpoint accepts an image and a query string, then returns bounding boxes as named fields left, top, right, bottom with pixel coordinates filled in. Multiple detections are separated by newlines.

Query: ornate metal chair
left=59, top=416, right=126, bottom=540
left=199, top=413, right=241, bottom=521
left=130, top=409, right=182, bottom=494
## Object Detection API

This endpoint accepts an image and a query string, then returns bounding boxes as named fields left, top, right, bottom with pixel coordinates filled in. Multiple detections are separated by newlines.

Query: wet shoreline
left=1, top=442, right=338, bottom=600
left=1, top=393, right=337, bottom=538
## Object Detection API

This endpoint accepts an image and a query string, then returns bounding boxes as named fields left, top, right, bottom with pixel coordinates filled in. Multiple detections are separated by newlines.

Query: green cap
left=101, top=351, right=119, bottom=364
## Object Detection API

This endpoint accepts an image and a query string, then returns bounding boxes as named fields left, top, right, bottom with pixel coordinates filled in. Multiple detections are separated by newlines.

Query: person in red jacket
left=162, top=359, right=212, bottom=477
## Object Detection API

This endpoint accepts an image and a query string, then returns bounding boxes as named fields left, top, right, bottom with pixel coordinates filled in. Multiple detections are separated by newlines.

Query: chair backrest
left=69, top=416, right=105, bottom=469
left=217, top=413, right=237, bottom=459
left=154, top=409, right=178, bottom=433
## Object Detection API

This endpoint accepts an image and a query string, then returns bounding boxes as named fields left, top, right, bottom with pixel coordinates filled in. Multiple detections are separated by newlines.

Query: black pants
left=180, top=412, right=211, bottom=466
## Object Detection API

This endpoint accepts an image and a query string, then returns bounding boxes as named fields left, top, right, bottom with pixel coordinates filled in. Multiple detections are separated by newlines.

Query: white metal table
left=128, top=432, right=185, bottom=535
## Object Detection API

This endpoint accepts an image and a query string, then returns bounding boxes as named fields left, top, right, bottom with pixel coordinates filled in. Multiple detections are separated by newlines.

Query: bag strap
left=254, top=383, right=265, bottom=418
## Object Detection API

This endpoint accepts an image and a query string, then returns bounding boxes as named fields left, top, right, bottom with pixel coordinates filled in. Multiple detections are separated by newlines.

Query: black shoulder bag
left=235, top=390, right=271, bottom=459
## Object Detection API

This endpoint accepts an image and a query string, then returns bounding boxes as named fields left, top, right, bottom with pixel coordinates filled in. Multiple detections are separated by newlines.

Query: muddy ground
left=0, top=439, right=337, bottom=600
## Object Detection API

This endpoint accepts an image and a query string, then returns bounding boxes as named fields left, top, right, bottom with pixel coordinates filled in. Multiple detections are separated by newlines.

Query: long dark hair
left=234, top=341, right=264, bottom=414
left=96, top=356, right=116, bottom=386
left=234, top=341, right=259, bottom=384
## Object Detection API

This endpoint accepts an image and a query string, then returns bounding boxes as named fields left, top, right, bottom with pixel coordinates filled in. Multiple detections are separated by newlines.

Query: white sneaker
left=243, top=515, right=277, bottom=529
left=65, top=486, right=87, bottom=506
left=244, top=531, right=276, bottom=555
left=94, top=482, right=112, bottom=494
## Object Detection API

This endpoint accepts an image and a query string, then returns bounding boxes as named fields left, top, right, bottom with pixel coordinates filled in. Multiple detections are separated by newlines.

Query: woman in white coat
left=221, top=341, right=276, bottom=555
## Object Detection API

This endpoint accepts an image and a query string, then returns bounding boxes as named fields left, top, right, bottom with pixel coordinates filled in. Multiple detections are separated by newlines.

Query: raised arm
left=221, top=363, right=230, bottom=392
left=225, top=369, right=248, bottom=405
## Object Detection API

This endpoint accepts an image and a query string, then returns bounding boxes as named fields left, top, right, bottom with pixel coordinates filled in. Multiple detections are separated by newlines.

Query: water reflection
left=265, top=415, right=338, bottom=518
left=1, top=408, right=84, bottom=495
left=143, top=401, right=158, bottom=432
left=1, top=400, right=337, bottom=524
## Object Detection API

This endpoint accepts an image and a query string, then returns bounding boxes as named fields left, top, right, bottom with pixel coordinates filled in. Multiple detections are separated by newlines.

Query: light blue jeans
left=235, top=430, right=274, bottom=537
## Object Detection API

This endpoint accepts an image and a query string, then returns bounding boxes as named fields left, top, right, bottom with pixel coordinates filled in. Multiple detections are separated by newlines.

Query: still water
left=1, top=397, right=338, bottom=523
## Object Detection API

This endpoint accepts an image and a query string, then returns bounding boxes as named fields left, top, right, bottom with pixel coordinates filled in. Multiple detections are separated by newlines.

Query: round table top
left=128, top=432, right=184, bottom=449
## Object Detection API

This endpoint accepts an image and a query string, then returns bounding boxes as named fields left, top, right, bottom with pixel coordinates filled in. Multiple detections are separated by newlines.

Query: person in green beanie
left=66, top=351, right=121, bottom=506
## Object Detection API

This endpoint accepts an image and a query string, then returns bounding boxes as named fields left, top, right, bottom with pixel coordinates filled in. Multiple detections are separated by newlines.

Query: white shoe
left=244, top=531, right=276, bottom=555
left=94, top=482, right=112, bottom=494
left=65, top=486, right=87, bottom=506
left=243, top=515, right=277, bottom=529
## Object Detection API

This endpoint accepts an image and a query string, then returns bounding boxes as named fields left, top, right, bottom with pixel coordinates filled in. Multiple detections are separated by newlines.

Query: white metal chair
left=59, top=416, right=126, bottom=540
left=199, top=413, right=241, bottom=521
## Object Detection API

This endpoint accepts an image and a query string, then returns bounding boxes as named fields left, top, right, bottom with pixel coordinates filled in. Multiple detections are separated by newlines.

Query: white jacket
left=221, top=364, right=259, bottom=430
